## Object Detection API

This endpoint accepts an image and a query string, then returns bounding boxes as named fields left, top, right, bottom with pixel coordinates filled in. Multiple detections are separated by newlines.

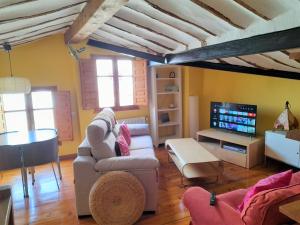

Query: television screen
left=210, top=102, right=257, bottom=136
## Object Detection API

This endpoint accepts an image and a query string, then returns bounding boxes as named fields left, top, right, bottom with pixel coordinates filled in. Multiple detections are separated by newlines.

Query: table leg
left=20, top=146, right=29, bottom=198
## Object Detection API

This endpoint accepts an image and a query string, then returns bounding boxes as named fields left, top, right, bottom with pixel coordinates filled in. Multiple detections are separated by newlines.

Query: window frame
left=93, top=55, right=139, bottom=112
left=1, top=86, right=57, bottom=132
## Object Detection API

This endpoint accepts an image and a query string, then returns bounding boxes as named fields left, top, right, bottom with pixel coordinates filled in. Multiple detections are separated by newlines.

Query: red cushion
left=290, top=171, right=300, bottom=185
left=120, top=123, right=131, bottom=146
left=241, top=184, right=300, bottom=225
left=117, top=135, right=130, bottom=156
left=238, top=170, right=293, bottom=211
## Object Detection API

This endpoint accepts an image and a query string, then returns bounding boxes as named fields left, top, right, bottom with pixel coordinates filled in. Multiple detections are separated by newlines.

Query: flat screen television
left=210, top=102, right=257, bottom=136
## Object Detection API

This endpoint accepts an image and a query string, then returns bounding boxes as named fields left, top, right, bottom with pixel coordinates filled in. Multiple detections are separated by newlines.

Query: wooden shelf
left=158, top=122, right=179, bottom=127
left=157, top=91, right=179, bottom=95
left=158, top=108, right=179, bottom=112
left=156, top=78, right=177, bottom=81
left=150, top=65, right=183, bottom=147
left=159, top=135, right=179, bottom=144
left=197, top=129, right=264, bottom=168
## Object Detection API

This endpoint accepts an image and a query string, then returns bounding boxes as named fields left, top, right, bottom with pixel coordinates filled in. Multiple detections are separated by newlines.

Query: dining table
left=0, top=129, right=58, bottom=198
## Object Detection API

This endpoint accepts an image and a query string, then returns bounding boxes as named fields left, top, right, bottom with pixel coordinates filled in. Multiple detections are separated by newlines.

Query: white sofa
left=73, top=110, right=159, bottom=216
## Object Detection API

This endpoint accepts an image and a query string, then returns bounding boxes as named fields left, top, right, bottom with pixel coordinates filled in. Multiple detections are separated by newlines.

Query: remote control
left=210, top=192, right=216, bottom=206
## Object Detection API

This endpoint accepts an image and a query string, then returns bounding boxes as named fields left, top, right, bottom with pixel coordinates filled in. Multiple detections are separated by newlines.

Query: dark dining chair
left=23, top=129, right=61, bottom=190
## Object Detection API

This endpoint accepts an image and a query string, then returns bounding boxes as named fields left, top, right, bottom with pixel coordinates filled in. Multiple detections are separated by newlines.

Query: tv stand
left=196, top=129, right=264, bottom=168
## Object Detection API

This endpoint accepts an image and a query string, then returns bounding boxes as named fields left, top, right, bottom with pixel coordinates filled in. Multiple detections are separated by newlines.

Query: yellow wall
left=2, top=33, right=299, bottom=155
left=183, top=67, right=300, bottom=136
left=0, top=34, right=148, bottom=156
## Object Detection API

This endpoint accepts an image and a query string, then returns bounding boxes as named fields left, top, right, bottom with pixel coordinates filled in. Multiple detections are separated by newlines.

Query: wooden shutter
left=79, top=58, right=98, bottom=110
left=133, top=59, right=148, bottom=106
left=0, top=97, right=5, bottom=133
left=54, top=91, right=73, bottom=141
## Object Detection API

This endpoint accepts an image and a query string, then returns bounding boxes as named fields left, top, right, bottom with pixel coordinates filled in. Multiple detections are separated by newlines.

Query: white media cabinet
left=197, top=129, right=265, bottom=168
left=265, top=130, right=300, bottom=168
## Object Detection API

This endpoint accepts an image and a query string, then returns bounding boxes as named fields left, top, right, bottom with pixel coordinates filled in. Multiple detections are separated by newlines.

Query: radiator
left=117, top=116, right=147, bottom=124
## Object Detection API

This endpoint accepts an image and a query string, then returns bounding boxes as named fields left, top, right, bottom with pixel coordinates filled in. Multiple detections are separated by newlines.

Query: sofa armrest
left=73, top=155, right=96, bottom=175
left=127, top=124, right=150, bottom=136
left=94, top=155, right=159, bottom=171
left=183, top=187, right=242, bottom=225
left=77, top=138, right=92, bottom=156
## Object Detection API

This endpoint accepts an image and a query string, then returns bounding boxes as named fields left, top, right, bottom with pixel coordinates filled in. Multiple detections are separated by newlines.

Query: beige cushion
left=94, top=148, right=159, bottom=171
left=87, top=119, right=116, bottom=160
left=127, top=124, right=150, bottom=136
left=130, top=136, right=153, bottom=150
left=102, top=108, right=116, bottom=128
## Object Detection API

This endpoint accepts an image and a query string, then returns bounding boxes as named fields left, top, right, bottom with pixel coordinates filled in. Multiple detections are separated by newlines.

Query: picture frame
left=169, top=71, right=176, bottom=78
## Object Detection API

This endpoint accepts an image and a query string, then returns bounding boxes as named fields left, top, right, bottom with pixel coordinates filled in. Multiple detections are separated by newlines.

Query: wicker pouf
left=89, top=171, right=146, bottom=225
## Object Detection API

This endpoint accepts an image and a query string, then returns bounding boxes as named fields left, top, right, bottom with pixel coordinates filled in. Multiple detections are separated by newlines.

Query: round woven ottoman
left=89, top=171, right=145, bottom=225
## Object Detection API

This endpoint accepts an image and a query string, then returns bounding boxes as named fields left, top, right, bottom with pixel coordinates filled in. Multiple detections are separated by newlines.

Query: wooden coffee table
left=165, top=138, right=223, bottom=186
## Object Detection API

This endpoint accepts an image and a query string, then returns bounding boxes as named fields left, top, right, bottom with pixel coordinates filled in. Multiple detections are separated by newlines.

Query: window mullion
left=25, top=93, right=34, bottom=130
left=113, top=57, right=120, bottom=107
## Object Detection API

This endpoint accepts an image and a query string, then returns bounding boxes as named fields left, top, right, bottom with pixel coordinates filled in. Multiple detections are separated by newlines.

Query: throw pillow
left=116, top=135, right=130, bottom=156
left=120, top=123, right=131, bottom=146
left=238, top=169, right=293, bottom=212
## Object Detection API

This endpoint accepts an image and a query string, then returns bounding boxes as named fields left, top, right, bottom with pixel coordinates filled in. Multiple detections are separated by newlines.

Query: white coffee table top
left=165, top=138, right=220, bottom=165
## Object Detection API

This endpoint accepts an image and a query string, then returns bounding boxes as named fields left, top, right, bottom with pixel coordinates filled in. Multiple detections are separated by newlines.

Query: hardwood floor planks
left=0, top=147, right=293, bottom=225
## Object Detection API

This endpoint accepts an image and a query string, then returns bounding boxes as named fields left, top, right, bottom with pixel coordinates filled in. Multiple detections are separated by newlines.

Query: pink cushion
left=117, top=135, right=130, bottom=156
left=120, top=123, right=131, bottom=146
left=290, top=171, right=300, bottom=185
left=241, top=184, right=300, bottom=225
left=238, top=170, right=293, bottom=211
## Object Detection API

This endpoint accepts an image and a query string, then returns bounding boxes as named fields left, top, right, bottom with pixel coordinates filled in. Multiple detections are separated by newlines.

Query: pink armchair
left=183, top=172, right=300, bottom=225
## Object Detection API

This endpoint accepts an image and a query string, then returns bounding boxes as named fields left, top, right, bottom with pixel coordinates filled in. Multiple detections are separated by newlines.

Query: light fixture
left=0, top=42, right=31, bottom=94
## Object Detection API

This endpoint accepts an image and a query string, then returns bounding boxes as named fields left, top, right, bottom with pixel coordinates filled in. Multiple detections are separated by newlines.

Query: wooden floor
left=0, top=147, right=292, bottom=225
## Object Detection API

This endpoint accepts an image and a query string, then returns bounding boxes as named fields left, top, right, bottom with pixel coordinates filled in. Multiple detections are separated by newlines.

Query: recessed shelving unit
left=149, top=65, right=183, bottom=147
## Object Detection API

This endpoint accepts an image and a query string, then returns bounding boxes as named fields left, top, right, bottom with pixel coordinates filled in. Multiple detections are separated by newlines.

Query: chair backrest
left=0, top=145, right=22, bottom=171
left=22, top=135, right=58, bottom=167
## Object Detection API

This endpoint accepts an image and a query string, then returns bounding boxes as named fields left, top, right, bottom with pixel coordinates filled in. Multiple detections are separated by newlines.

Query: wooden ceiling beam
left=181, top=61, right=300, bottom=80
left=123, top=6, right=205, bottom=44
left=95, top=28, right=161, bottom=54
left=104, top=24, right=174, bottom=51
left=0, top=1, right=86, bottom=24
left=64, top=0, right=128, bottom=44
left=0, top=14, right=77, bottom=36
left=289, top=52, right=300, bottom=60
left=0, top=0, right=37, bottom=10
left=87, top=39, right=165, bottom=63
left=144, top=0, right=216, bottom=36
left=166, top=27, right=300, bottom=64
left=261, top=53, right=300, bottom=70
left=113, top=15, right=187, bottom=48
left=233, top=0, right=270, bottom=20
left=191, top=0, right=244, bottom=29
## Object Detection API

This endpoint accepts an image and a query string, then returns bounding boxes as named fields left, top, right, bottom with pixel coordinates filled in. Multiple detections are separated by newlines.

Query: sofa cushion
left=290, top=171, right=300, bottom=185
left=117, top=134, right=130, bottom=156
left=94, top=148, right=159, bottom=171
left=102, top=108, right=116, bottom=128
left=127, top=124, right=150, bottom=136
left=238, top=170, right=293, bottom=211
left=90, top=132, right=116, bottom=160
left=120, top=123, right=131, bottom=145
left=129, top=136, right=153, bottom=150
left=241, top=184, right=300, bottom=225
left=87, top=119, right=108, bottom=145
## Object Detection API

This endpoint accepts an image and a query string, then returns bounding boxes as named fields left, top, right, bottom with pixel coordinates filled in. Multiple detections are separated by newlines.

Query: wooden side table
left=279, top=200, right=300, bottom=223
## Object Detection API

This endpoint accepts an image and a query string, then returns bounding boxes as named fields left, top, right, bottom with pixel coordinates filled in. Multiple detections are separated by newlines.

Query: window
left=2, top=94, right=28, bottom=132
left=31, top=91, right=55, bottom=129
left=1, top=89, right=56, bottom=132
left=96, top=58, right=134, bottom=108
